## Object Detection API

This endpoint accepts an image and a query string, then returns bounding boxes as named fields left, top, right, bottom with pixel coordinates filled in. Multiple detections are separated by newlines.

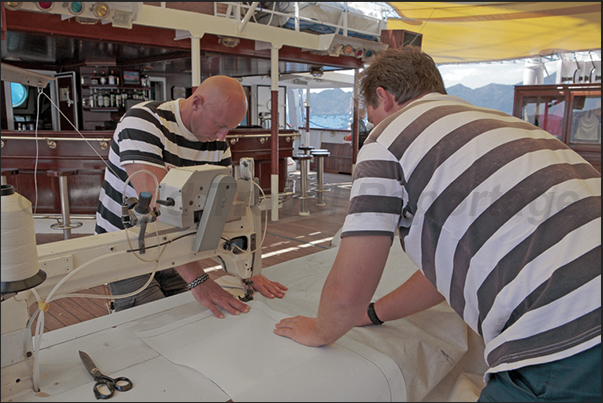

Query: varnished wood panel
left=320, top=142, right=353, bottom=174
left=2, top=131, right=112, bottom=214
left=228, top=131, right=298, bottom=193
left=1, top=130, right=301, bottom=214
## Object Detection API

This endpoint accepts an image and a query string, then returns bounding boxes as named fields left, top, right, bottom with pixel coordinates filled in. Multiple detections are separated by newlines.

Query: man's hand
left=273, top=316, right=325, bottom=347
left=250, top=274, right=287, bottom=299
left=191, top=278, right=250, bottom=319
left=275, top=236, right=393, bottom=347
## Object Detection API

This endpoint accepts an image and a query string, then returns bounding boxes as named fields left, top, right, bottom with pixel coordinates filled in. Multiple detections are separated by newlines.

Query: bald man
left=96, top=76, right=287, bottom=317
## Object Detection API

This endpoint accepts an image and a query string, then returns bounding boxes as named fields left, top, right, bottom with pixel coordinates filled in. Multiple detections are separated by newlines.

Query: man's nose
left=216, top=127, right=229, bottom=141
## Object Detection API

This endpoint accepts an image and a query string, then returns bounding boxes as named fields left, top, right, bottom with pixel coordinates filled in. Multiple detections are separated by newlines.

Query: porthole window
left=10, top=82, right=28, bottom=108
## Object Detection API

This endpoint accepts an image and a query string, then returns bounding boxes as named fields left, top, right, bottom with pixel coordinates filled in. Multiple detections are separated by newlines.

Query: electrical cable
left=22, top=89, right=263, bottom=393
left=51, top=230, right=198, bottom=300
left=33, top=89, right=43, bottom=214
left=23, top=96, right=173, bottom=394
left=250, top=178, right=268, bottom=253
left=51, top=250, right=163, bottom=301
left=29, top=241, right=170, bottom=391
left=38, top=91, right=121, bottom=179
left=24, top=288, right=42, bottom=392
left=126, top=231, right=196, bottom=253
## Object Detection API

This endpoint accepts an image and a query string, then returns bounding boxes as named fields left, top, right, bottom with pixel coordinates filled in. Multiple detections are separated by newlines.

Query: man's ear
left=375, top=87, right=395, bottom=113
left=192, top=94, right=203, bottom=110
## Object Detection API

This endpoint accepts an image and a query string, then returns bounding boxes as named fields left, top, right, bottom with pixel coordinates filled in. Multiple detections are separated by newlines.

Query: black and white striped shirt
left=341, top=93, right=601, bottom=377
left=95, top=100, right=232, bottom=234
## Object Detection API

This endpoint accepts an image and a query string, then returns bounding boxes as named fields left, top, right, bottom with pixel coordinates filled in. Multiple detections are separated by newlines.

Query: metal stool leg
left=299, top=157, right=310, bottom=216
left=316, top=156, right=326, bottom=207
left=58, top=175, right=73, bottom=239
left=309, top=150, right=330, bottom=207
left=47, top=169, right=83, bottom=240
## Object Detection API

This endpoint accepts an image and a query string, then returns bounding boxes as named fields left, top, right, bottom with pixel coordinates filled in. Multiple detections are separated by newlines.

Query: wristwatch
left=367, top=301, right=384, bottom=325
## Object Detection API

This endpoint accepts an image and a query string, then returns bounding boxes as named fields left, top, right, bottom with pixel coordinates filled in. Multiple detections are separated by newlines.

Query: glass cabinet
left=513, top=84, right=601, bottom=172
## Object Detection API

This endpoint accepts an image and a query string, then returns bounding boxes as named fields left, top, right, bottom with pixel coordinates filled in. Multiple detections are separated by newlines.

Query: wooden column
left=270, top=44, right=281, bottom=221
left=352, top=68, right=360, bottom=170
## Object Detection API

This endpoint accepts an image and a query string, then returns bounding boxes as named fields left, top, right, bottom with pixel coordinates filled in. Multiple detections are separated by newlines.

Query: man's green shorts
left=479, top=343, right=601, bottom=402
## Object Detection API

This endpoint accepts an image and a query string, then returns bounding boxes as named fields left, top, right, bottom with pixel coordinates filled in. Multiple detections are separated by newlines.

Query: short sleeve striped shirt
left=341, top=93, right=601, bottom=377
left=95, top=100, right=232, bottom=234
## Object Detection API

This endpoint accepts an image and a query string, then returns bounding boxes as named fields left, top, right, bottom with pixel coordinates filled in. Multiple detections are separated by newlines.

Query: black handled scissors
left=79, top=350, right=133, bottom=399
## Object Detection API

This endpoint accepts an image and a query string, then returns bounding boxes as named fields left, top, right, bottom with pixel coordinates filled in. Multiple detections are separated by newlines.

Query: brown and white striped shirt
left=341, top=93, right=601, bottom=377
left=95, top=100, right=232, bottom=234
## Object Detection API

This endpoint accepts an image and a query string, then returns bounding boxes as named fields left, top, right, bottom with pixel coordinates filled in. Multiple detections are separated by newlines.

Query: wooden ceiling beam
left=3, top=9, right=363, bottom=70
left=4, top=10, right=191, bottom=50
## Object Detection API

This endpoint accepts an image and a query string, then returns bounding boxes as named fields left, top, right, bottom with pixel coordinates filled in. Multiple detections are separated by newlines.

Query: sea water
left=308, top=113, right=352, bottom=130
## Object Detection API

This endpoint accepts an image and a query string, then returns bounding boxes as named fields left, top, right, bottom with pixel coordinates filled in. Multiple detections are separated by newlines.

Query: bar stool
left=1, top=168, right=19, bottom=186
left=310, top=149, right=331, bottom=207
left=47, top=169, right=83, bottom=240
left=298, top=145, right=314, bottom=156
left=298, top=145, right=316, bottom=182
left=291, top=154, right=314, bottom=216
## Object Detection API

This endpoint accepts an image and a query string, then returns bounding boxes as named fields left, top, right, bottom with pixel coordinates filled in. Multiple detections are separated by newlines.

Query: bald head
left=194, top=75, right=247, bottom=111
left=181, top=75, right=248, bottom=142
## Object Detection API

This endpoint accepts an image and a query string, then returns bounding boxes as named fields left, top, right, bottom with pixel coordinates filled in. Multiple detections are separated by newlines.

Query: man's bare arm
left=355, top=269, right=445, bottom=327
left=122, top=163, right=251, bottom=318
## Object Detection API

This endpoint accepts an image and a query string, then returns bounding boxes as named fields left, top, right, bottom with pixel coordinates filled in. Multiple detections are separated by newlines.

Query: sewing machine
left=1, top=162, right=262, bottom=399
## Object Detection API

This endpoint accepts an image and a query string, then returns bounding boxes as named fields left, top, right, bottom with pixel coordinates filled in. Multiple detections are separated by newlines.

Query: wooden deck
left=31, top=172, right=353, bottom=333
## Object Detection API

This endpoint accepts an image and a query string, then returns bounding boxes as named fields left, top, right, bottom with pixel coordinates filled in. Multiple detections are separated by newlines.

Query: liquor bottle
left=100, top=70, right=107, bottom=85
left=108, top=70, right=116, bottom=86
left=115, top=92, right=121, bottom=108
left=91, top=70, right=98, bottom=85
left=97, top=89, right=104, bottom=107
left=110, top=90, right=116, bottom=107
left=103, top=90, right=110, bottom=108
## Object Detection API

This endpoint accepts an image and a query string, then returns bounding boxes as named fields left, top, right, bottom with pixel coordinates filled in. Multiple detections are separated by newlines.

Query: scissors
left=79, top=350, right=133, bottom=399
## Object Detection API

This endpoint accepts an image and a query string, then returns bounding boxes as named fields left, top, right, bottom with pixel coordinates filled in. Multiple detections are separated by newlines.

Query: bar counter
left=0, top=129, right=300, bottom=215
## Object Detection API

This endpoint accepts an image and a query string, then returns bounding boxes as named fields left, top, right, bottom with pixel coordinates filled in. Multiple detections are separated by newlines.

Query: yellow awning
left=386, top=2, right=601, bottom=64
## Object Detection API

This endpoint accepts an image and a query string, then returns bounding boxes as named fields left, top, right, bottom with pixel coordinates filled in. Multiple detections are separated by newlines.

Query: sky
left=438, top=61, right=528, bottom=89
left=438, top=51, right=601, bottom=89
left=320, top=61, right=528, bottom=92
left=331, top=59, right=549, bottom=92
left=314, top=51, right=601, bottom=92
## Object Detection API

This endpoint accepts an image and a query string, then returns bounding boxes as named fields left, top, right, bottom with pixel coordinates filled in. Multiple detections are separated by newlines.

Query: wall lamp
left=310, top=67, right=324, bottom=78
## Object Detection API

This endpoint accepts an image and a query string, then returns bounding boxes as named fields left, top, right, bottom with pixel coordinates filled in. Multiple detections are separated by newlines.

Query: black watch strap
left=367, top=301, right=384, bottom=325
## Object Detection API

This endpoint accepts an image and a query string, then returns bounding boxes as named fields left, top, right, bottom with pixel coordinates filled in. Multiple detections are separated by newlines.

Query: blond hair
left=360, top=47, right=446, bottom=109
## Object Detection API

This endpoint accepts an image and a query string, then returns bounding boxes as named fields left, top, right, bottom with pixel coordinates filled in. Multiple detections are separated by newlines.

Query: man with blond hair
left=275, top=48, right=601, bottom=402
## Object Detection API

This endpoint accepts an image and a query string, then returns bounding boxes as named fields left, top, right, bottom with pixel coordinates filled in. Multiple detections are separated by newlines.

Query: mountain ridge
left=310, top=83, right=522, bottom=116
left=445, top=82, right=520, bottom=115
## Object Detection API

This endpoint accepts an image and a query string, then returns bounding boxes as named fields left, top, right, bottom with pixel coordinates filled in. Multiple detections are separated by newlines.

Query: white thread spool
left=1, top=185, right=45, bottom=293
